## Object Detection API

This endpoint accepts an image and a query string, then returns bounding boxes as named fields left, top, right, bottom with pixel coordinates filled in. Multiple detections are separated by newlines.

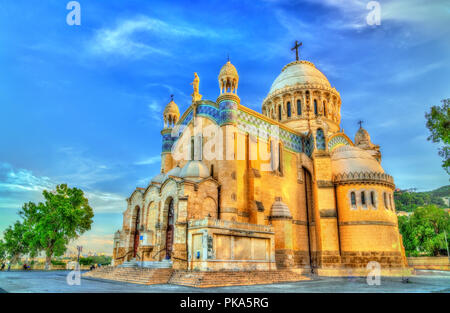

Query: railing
left=116, top=249, right=141, bottom=261
left=152, top=247, right=167, bottom=259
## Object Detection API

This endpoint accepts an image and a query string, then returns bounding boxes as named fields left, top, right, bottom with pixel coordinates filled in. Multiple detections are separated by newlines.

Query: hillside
left=394, top=185, right=450, bottom=212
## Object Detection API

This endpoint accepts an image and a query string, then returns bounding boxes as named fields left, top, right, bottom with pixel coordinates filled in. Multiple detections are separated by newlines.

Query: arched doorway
left=303, top=168, right=316, bottom=270
left=133, top=206, right=140, bottom=258
left=165, top=199, right=175, bottom=259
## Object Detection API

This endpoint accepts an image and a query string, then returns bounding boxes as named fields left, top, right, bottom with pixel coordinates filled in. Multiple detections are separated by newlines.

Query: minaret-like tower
left=161, top=96, right=180, bottom=173
left=216, top=60, right=240, bottom=221
left=218, top=60, right=239, bottom=95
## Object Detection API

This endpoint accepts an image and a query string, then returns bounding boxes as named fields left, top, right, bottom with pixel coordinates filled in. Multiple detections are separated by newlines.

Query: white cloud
left=389, top=62, right=443, bottom=84
left=382, top=0, right=450, bottom=25
left=89, top=15, right=219, bottom=59
left=69, top=233, right=114, bottom=255
left=134, top=155, right=161, bottom=166
left=0, top=161, right=126, bottom=213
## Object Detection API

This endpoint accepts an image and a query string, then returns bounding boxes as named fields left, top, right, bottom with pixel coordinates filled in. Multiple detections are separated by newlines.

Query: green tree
left=425, top=98, right=450, bottom=174
left=398, top=205, right=450, bottom=256
left=20, top=184, right=94, bottom=269
left=19, top=201, right=44, bottom=259
left=0, top=239, right=6, bottom=262
left=2, top=221, right=29, bottom=263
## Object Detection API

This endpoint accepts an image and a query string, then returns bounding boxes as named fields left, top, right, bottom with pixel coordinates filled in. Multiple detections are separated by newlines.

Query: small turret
left=218, top=59, right=239, bottom=94
left=163, top=95, right=180, bottom=129
left=354, top=122, right=381, bottom=162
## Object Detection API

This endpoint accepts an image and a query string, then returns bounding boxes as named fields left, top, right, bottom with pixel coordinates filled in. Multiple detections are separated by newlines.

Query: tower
left=218, top=60, right=239, bottom=95
left=217, top=60, right=240, bottom=221
left=161, top=96, right=180, bottom=174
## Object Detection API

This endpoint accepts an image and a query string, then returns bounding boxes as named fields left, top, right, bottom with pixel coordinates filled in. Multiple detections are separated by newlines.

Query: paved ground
left=0, top=270, right=449, bottom=293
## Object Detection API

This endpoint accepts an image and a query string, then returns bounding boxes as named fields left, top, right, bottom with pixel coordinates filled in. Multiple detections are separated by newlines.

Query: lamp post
left=77, top=246, right=82, bottom=270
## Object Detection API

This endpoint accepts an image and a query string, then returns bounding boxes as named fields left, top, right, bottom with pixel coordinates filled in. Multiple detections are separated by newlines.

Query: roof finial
left=227, top=53, right=230, bottom=62
left=170, top=94, right=174, bottom=101
left=291, top=40, right=302, bottom=61
left=358, top=120, right=364, bottom=129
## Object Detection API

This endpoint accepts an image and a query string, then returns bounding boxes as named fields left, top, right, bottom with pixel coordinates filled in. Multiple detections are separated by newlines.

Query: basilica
left=111, top=50, right=408, bottom=276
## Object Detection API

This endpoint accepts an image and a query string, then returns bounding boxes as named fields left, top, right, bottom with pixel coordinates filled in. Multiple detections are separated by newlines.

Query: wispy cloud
left=89, top=15, right=219, bottom=59
left=389, top=62, right=443, bottom=84
left=69, top=233, right=114, bottom=255
left=134, top=155, right=161, bottom=166
left=0, top=161, right=126, bottom=214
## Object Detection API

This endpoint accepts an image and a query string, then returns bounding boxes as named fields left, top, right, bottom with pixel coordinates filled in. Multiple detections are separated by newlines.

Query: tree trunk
left=45, top=255, right=52, bottom=270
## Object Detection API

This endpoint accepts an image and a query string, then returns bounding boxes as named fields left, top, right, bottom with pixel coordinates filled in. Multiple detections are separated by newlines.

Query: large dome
left=331, top=146, right=384, bottom=176
left=268, top=60, right=331, bottom=95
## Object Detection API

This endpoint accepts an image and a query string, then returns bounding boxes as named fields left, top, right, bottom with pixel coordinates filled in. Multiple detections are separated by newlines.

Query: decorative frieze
left=333, top=172, right=395, bottom=188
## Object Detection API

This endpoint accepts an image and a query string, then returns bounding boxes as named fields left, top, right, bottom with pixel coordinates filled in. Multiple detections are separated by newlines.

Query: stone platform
left=83, top=267, right=310, bottom=287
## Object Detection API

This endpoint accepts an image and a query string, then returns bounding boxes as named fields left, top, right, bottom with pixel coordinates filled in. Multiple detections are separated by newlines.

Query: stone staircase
left=83, top=266, right=310, bottom=288
left=144, top=260, right=173, bottom=268
left=83, top=267, right=173, bottom=285
left=119, top=259, right=139, bottom=268
left=168, top=270, right=311, bottom=288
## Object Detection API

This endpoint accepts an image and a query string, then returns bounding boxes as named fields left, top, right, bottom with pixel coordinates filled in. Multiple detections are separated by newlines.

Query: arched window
left=190, top=136, right=195, bottom=160
left=297, top=100, right=301, bottom=116
left=278, top=143, right=283, bottom=174
left=316, top=128, right=325, bottom=150
left=350, top=192, right=356, bottom=208
left=323, top=101, right=327, bottom=117
left=210, top=165, right=214, bottom=177
left=287, top=102, right=291, bottom=118
left=278, top=105, right=282, bottom=120
left=383, top=192, right=388, bottom=209
left=370, top=191, right=376, bottom=208
left=389, top=194, right=393, bottom=211
left=314, top=100, right=318, bottom=115
left=361, top=191, right=366, bottom=206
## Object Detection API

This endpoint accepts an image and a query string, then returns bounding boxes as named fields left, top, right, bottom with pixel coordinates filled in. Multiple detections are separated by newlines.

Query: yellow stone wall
left=336, top=183, right=401, bottom=252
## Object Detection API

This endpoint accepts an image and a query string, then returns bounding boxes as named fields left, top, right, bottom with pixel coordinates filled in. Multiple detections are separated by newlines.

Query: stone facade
left=112, top=58, right=408, bottom=275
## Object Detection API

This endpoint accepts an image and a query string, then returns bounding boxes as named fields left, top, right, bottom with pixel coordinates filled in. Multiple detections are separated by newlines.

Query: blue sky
left=0, top=0, right=449, bottom=253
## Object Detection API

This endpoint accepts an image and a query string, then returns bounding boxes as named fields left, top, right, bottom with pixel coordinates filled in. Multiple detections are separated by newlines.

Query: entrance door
left=133, top=207, right=140, bottom=258
left=303, top=168, right=316, bottom=269
left=165, top=199, right=174, bottom=259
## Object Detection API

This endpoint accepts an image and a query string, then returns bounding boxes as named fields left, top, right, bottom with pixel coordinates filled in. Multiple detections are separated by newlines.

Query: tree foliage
left=425, top=98, right=450, bottom=174
left=394, top=185, right=448, bottom=212
left=2, top=184, right=94, bottom=268
left=0, top=239, right=6, bottom=262
left=398, top=205, right=450, bottom=256
left=2, top=221, right=29, bottom=263
left=79, top=255, right=112, bottom=266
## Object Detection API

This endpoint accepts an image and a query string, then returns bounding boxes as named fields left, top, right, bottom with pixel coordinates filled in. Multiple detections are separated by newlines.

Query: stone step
left=83, top=267, right=174, bottom=285
left=84, top=267, right=310, bottom=287
left=168, top=270, right=310, bottom=288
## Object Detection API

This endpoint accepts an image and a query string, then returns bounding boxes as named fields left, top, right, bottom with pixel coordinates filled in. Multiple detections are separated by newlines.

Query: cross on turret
left=358, top=120, right=364, bottom=129
left=291, top=40, right=302, bottom=61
